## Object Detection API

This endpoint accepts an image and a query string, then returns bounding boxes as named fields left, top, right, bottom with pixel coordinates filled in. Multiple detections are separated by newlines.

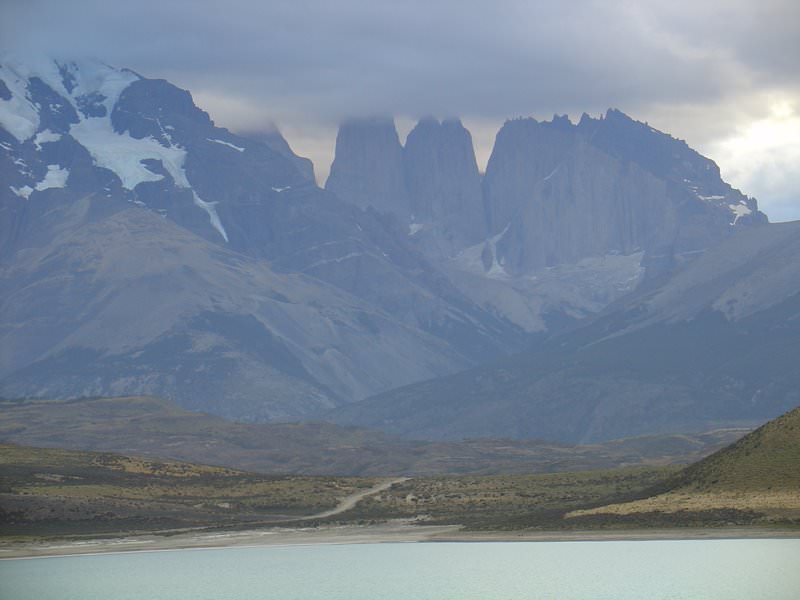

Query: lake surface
left=2, top=539, right=799, bottom=599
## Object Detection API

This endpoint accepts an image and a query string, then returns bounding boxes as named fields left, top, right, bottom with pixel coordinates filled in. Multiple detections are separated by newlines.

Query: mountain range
left=1, top=56, right=795, bottom=443
left=0, top=57, right=521, bottom=420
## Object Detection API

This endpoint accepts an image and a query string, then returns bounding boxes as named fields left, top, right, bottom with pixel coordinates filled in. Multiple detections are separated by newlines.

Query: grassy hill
left=0, top=396, right=746, bottom=476
left=669, top=405, right=800, bottom=492
left=566, top=406, right=800, bottom=527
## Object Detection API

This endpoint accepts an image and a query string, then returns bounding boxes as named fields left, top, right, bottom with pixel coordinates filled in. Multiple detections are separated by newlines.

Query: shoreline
left=2, top=522, right=798, bottom=560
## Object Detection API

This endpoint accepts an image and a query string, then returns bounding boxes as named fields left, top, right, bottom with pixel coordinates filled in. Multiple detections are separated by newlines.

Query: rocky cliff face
left=487, top=132, right=678, bottom=273
left=327, top=111, right=768, bottom=332
left=239, top=128, right=315, bottom=182
left=325, top=117, right=409, bottom=218
left=482, top=111, right=767, bottom=275
left=403, top=117, right=486, bottom=257
left=326, top=116, right=486, bottom=260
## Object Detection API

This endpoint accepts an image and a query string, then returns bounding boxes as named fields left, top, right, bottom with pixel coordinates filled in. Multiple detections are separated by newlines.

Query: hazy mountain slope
left=0, top=202, right=476, bottom=419
left=0, top=396, right=746, bottom=477
left=329, top=221, right=800, bottom=442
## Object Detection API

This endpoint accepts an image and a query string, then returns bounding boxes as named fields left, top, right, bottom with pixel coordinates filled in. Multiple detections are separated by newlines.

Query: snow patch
left=542, top=165, right=560, bottom=181
left=729, top=203, right=752, bottom=225
left=70, top=117, right=177, bottom=188
left=409, top=222, right=424, bottom=236
left=0, top=65, right=39, bottom=141
left=698, top=194, right=725, bottom=201
left=9, top=164, right=69, bottom=198
left=56, top=59, right=139, bottom=115
left=304, top=252, right=363, bottom=270
left=271, top=186, right=291, bottom=193
left=70, top=115, right=228, bottom=242
left=1, top=58, right=229, bottom=242
left=454, top=222, right=511, bottom=279
left=207, top=138, right=244, bottom=152
left=35, top=164, right=69, bottom=191
left=487, top=253, right=508, bottom=278
left=10, top=185, right=33, bottom=199
left=191, top=191, right=228, bottom=242
left=33, top=129, right=61, bottom=150
left=0, top=57, right=139, bottom=142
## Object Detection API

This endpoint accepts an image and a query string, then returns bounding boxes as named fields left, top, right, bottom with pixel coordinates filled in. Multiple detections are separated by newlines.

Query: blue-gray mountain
left=326, top=112, right=766, bottom=331
left=329, top=221, right=800, bottom=442
left=1, top=57, right=785, bottom=438
left=0, top=58, right=522, bottom=420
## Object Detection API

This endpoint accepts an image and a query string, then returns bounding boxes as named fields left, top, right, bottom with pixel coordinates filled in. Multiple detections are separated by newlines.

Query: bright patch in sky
left=708, top=100, right=800, bottom=222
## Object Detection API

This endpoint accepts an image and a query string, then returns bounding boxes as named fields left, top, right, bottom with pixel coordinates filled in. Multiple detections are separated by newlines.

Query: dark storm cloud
left=2, top=0, right=796, bottom=120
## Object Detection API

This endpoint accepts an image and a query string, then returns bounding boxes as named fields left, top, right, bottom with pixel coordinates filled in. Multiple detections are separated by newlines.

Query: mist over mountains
left=1, top=57, right=795, bottom=442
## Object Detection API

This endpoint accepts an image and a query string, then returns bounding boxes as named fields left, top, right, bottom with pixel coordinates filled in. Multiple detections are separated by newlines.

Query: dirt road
left=306, top=477, right=409, bottom=520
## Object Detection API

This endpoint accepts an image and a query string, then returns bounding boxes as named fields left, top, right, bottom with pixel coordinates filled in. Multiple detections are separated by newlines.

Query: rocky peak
left=482, top=116, right=580, bottom=235
left=111, top=78, right=213, bottom=144
left=325, top=116, right=409, bottom=218
left=576, top=108, right=767, bottom=228
left=242, top=127, right=315, bottom=182
left=402, top=117, right=485, bottom=254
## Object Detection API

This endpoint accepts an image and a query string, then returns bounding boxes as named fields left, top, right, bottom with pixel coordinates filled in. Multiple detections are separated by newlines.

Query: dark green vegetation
left=0, top=444, right=378, bottom=537
left=0, top=396, right=747, bottom=476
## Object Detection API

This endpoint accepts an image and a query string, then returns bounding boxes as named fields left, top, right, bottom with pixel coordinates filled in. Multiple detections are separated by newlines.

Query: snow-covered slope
left=4, top=59, right=210, bottom=224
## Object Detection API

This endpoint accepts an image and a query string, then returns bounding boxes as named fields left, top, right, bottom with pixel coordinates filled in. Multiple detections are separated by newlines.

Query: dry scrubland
left=0, top=444, right=379, bottom=537
left=1, top=407, right=797, bottom=539
left=335, top=467, right=678, bottom=529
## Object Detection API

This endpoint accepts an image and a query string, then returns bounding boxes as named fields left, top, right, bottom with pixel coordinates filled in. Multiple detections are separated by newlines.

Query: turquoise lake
left=1, top=539, right=799, bottom=599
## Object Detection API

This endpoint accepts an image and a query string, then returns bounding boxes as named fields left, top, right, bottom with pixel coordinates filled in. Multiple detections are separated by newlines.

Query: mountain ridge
left=0, top=58, right=526, bottom=419
left=328, top=220, right=800, bottom=442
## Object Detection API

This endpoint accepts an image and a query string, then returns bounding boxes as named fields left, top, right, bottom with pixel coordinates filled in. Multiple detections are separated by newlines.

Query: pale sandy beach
left=2, top=522, right=799, bottom=560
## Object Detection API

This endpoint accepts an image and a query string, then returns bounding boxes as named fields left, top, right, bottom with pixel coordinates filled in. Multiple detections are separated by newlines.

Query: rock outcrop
left=403, top=117, right=486, bottom=257
left=327, top=111, right=768, bottom=332
left=325, top=116, right=409, bottom=218
left=482, top=111, right=767, bottom=275
left=241, top=127, right=316, bottom=182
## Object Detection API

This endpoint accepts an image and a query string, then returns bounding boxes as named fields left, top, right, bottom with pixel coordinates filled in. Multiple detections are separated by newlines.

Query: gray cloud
left=2, top=0, right=798, bottom=219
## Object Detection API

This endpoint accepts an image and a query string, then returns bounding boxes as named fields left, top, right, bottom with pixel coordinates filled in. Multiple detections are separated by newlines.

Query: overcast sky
left=3, top=0, right=799, bottom=220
